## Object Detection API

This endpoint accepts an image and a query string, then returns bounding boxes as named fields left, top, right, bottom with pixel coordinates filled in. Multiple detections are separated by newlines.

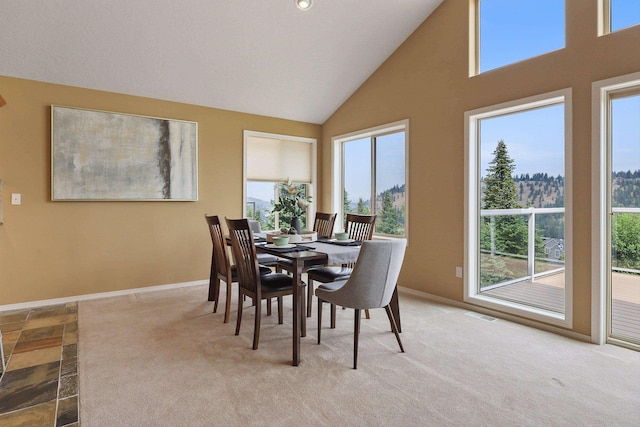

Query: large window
left=244, top=131, right=316, bottom=231
left=474, top=0, right=565, bottom=74
left=333, top=120, right=409, bottom=238
left=465, top=90, right=572, bottom=326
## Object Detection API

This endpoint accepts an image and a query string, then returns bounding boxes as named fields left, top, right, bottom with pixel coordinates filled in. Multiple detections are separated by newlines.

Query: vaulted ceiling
left=0, top=0, right=443, bottom=124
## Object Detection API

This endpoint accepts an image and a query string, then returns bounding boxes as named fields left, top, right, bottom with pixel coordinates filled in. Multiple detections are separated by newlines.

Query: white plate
left=330, top=238, right=356, bottom=243
left=264, top=243, right=296, bottom=249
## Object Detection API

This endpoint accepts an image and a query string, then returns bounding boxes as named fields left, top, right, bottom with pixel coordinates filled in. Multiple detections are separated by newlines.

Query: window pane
left=479, top=0, right=565, bottom=73
left=478, top=103, right=566, bottom=313
left=375, top=132, right=406, bottom=236
left=246, top=181, right=277, bottom=230
left=344, top=138, right=371, bottom=220
left=611, top=0, right=640, bottom=32
left=610, top=93, right=640, bottom=342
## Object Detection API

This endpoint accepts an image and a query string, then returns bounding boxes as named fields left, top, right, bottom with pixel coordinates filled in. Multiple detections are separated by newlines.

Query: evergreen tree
left=343, top=189, right=352, bottom=224
left=482, top=140, right=519, bottom=209
left=377, top=191, right=399, bottom=235
left=356, top=198, right=371, bottom=215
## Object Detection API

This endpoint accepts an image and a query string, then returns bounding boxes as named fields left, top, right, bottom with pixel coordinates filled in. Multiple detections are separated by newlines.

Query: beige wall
left=0, top=76, right=321, bottom=305
left=322, top=0, right=640, bottom=335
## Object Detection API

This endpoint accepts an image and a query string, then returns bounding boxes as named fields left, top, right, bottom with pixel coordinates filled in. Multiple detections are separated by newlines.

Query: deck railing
left=480, top=207, right=565, bottom=289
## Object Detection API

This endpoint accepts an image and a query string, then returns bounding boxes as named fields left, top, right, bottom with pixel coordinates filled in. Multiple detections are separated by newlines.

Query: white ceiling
left=0, top=0, right=443, bottom=124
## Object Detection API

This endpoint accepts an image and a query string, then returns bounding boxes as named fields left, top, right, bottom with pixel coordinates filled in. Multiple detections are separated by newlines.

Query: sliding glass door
left=608, top=90, right=640, bottom=346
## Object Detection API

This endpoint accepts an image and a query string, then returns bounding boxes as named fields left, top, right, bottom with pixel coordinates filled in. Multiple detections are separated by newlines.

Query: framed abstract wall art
left=51, top=106, right=198, bottom=201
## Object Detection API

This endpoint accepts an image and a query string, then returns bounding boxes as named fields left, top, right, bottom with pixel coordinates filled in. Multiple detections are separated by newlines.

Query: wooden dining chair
left=313, top=212, right=338, bottom=238
left=226, top=218, right=304, bottom=350
left=276, top=211, right=337, bottom=317
left=205, top=214, right=272, bottom=323
left=306, top=213, right=377, bottom=326
left=316, top=239, right=406, bottom=369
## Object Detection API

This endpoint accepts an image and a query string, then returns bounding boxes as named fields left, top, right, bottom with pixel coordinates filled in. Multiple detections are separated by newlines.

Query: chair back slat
left=313, top=212, right=337, bottom=237
left=345, top=214, right=376, bottom=241
left=205, top=215, right=232, bottom=277
left=226, top=218, right=261, bottom=295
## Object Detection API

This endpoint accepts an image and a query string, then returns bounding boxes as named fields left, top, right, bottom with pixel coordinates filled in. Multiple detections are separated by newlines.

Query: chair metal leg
left=385, top=305, right=404, bottom=353
left=317, top=299, right=323, bottom=344
left=354, top=309, right=361, bottom=369
left=235, top=290, right=244, bottom=336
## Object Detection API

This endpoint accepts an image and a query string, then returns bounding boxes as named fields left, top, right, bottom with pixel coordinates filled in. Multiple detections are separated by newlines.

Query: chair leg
left=253, top=298, right=262, bottom=350
left=266, top=298, right=272, bottom=316
left=223, top=281, right=232, bottom=323
left=330, top=304, right=336, bottom=328
left=235, top=290, right=244, bottom=336
left=301, top=288, right=306, bottom=337
left=307, top=281, right=314, bottom=317
left=364, top=309, right=370, bottom=319
left=208, top=254, right=219, bottom=305
left=354, top=309, right=361, bottom=369
left=385, top=305, right=404, bottom=353
left=277, top=296, right=284, bottom=324
left=317, top=299, right=323, bottom=344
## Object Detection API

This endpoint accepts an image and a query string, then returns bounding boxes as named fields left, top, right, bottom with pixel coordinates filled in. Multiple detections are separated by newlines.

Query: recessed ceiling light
left=295, top=0, right=312, bottom=11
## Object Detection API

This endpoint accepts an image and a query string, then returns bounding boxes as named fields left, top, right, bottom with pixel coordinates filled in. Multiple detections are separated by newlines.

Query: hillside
left=482, top=171, right=640, bottom=209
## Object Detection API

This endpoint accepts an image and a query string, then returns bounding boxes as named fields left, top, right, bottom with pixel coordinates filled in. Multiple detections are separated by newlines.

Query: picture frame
left=51, top=105, right=198, bottom=201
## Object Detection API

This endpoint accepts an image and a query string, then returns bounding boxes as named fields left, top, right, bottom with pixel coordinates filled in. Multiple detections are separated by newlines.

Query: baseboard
left=0, top=280, right=208, bottom=312
left=397, top=286, right=592, bottom=343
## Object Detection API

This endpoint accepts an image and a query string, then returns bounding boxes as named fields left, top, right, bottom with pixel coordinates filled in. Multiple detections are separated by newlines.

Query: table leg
left=390, top=286, right=401, bottom=333
left=292, top=259, right=302, bottom=366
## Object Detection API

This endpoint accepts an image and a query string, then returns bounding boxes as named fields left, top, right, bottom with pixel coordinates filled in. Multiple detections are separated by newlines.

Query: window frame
left=243, top=130, right=317, bottom=229
left=464, top=89, right=573, bottom=327
left=471, top=0, right=566, bottom=76
left=332, top=120, right=410, bottom=240
left=599, top=0, right=640, bottom=35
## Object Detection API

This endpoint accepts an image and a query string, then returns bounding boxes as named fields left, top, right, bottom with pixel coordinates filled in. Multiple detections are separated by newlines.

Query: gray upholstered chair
left=307, top=213, right=376, bottom=325
left=315, top=239, right=406, bottom=369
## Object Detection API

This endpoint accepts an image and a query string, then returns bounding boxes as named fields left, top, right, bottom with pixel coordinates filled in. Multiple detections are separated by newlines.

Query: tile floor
left=0, top=303, right=79, bottom=426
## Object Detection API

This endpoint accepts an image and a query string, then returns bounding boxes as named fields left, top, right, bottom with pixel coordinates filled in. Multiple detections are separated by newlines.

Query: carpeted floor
left=77, top=284, right=640, bottom=426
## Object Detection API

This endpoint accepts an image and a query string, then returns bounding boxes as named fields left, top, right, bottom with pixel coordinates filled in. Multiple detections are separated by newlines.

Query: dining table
left=253, top=233, right=402, bottom=366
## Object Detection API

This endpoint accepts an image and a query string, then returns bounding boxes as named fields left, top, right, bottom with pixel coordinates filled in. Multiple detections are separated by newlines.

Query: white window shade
left=246, top=136, right=312, bottom=183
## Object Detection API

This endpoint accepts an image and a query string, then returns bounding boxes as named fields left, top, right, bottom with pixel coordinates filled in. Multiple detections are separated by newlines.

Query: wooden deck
left=482, top=272, right=640, bottom=343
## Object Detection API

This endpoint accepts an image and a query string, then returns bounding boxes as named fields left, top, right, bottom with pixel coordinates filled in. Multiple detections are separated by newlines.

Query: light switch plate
left=11, top=193, right=21, bottom=205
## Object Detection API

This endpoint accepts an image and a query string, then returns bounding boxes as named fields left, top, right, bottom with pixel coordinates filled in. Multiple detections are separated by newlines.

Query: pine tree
left=343, top=189, right=352, bottom=224
left=482, top=140, right=519, bottom=209
left=377, top=191, right=399, bottom=235
left=356, top=198, right=370, bottom=215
